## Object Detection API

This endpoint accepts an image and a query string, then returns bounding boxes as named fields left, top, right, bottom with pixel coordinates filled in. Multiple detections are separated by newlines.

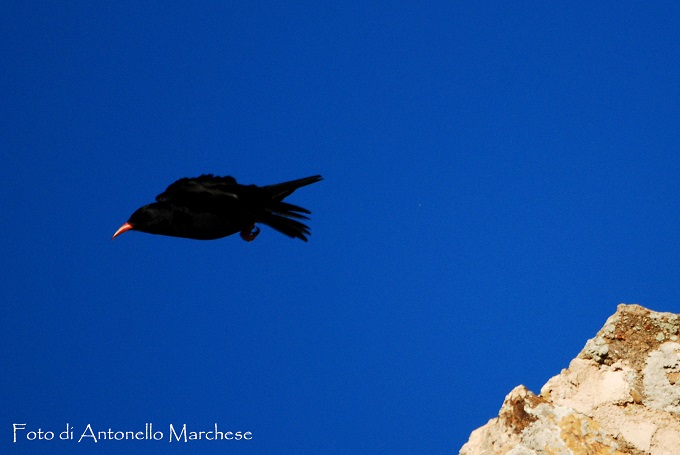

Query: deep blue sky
left=2, top=2, right=679, bottom=454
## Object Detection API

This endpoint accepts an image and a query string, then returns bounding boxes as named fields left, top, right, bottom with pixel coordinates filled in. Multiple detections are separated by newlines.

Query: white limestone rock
left=460, top=304, right=680, bottom=455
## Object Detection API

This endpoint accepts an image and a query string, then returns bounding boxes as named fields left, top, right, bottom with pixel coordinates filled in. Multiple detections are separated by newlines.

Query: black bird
left=112, top=174, right=322, bottom=242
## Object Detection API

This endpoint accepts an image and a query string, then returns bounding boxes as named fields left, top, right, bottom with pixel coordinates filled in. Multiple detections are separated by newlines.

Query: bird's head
left=112, top=204, right=172, bottom=239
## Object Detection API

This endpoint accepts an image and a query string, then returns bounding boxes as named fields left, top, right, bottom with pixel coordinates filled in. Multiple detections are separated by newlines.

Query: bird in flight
left=112, top=174, right=322, bottom=242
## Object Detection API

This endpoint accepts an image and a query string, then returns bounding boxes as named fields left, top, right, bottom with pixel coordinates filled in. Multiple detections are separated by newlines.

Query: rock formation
left=459, top=304, right=680, bottom=455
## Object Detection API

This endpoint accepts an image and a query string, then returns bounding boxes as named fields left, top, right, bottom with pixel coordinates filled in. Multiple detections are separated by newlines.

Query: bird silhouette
left=112, top=174, right=322, bottom=242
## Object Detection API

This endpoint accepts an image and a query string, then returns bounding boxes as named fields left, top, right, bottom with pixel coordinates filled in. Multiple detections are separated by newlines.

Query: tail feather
left=262, top=212, right=312, bottom=241
left=270, top=201, right=311, bottom=219
left=260, top=175, right=322, bottom=241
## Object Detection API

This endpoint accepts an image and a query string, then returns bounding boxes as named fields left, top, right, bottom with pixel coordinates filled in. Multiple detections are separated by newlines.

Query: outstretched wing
left=262, top=175, right=323, bottom=201
left=155, top=175, right=239, bottom=205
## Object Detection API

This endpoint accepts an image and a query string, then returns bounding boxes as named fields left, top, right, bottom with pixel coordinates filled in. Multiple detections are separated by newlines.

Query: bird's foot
left=240, top=225, right=260, bottom=242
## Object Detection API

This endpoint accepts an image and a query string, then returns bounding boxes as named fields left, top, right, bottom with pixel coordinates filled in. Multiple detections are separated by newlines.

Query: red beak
left=112, top=222, right=134, bottom=239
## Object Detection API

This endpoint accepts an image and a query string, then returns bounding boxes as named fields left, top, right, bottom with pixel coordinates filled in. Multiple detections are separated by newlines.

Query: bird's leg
left=240, top=225, right=260, bottom=242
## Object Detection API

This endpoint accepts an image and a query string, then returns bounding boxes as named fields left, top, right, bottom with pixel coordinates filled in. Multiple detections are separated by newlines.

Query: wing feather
left=155, top=175, right=239, bottom=203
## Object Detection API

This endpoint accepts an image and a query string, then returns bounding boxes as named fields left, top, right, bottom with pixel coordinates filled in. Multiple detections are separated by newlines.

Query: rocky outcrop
left=459, top=304, right=680, bottom=455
